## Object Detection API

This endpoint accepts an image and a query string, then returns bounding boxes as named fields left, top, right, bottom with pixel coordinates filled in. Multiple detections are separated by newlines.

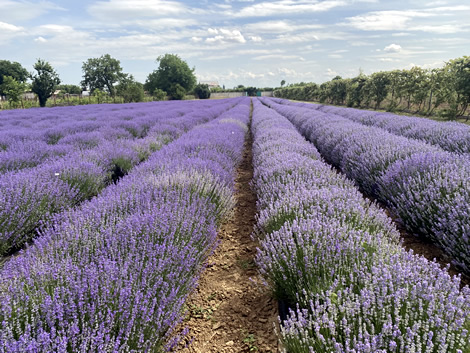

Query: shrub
left=167, top=83, right=186, bottom=100
left=194, top=84, right=211, bottom=99
left=153, top=88, right=167, bottom=101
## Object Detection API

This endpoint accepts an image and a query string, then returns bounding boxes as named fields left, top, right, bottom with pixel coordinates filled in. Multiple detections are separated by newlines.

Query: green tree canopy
left=144, top=54, right=196, bottom=100
left=57, top=84, right=82, bottom=95
left=167, top=83, right=186, bottom=100
left=0, top=60, right=29, bottom=96
left=116, top=75, right=145, bottom=103
left=194, top=83, right=210, bottom=99
left=152, top=88, right=167, bottom=101
left=246, top=87, right=257, bottom=96
left=30, top=59, right=60, bottom=107
left=447, top=56, right=470, bottom=116
left=2, top=76, right=26, bottom=107
left=81, top=54, right=125, bottom=96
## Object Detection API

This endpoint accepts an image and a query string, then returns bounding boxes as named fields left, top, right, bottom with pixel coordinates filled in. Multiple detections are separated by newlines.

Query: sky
left=0, top=0, right=469, bottom=88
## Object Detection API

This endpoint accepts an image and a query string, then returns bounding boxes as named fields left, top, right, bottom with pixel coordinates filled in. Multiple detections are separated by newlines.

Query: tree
left=81, top=54, right=125, bottom=96
left=2, top=76, right=26, bottom=107
left=280, top=79, right=286, bottom=87
left=144, top=54, right=196, bottom=100
left=57, top=84, right=82, bottom=95
left=116, top=75, right=145, bottom=103
left=346, top=74, right=368, bottom=107
left=447, top=56, right=470, bottom=117
left=365, top=71, right=390, bottom=109
left=329, top=76, right=347, bottom=105
left=153, top=88, right=166, bottom=101
left=246, top=87, right=257, bottom=96
left=30, top=59, right=60, bottom=107
left=0, top=60, right=29, bottom=96
left=167, top=83, right=186, bottom=100
left=194, top=83, right=210, bottom=99
left=92, top=88, right=107, bottom=104
left=384, top=70, right=403, bottom=111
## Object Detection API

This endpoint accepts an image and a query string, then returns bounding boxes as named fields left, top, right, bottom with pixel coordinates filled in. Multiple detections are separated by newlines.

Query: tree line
left=275, top=56, right=470, bottom=120
left=0, top=54, right=211, bottom=108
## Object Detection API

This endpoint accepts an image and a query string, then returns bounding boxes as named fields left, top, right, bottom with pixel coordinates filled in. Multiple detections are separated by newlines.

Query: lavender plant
left=317, top=103, right=470, bottom=154
left=262, top=97, right=470, bottom=274
left=281, top=253, right=470, bottom=353
left=251, top=98, right=470, bottom=352
left=0, top=97, right=250, bottom=351
left=380, top=151, right=470, bottom=271
left=0, top=98, right=242, bottom=257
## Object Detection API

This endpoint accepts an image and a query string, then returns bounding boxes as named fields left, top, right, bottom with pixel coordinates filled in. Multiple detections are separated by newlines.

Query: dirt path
left=177, top=126, right=280, bottom=353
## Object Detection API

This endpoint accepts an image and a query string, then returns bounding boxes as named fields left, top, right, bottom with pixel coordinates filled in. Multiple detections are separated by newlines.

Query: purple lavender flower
left=252, top=98, right=470, bottom=352
left=0, top=97, right=251, bottom=351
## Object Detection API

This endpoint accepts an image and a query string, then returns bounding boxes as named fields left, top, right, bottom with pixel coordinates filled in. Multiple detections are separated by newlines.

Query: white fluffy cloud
left=0, top=21, right=23, bottom=32
left=205, top=28, right=246, bottom=44
left=250, top=35, right=262, bottom=42
left=384, top=43, right=402, bottom=52
left=34, top=36, right=47, bottom=43
left=345, top=10, right=432, bottom=31
left=0, top=21, right=25, bottom=43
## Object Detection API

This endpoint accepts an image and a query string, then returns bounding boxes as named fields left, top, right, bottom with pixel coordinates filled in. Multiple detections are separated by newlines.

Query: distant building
left=199, top=81, right=220, bottom=89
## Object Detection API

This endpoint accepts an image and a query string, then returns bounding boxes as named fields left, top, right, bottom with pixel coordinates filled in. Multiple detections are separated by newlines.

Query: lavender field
left=0, top=97, right=469, bottom=352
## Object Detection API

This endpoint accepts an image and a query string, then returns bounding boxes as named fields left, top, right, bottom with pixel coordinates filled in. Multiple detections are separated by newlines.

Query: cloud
left=410, top=24, right=464, bottom=34
left=384, top=43, right=402, bottom=52
left=344, top=7, right=470, bottom=33
left=0, top=0, right=63, bottom=22
left=278, top=67, right=298, bottom=76
left=0, top=21, right=23, bottom=32
left=276, top=32, right=319, bottom=43
left=131, top=18, right=200, bottom=29
left=205, top=28, right=246, bottom=44
left=349, top=40, right=375, bottom=46
left=275, top=30, right=350, bottom=44
left=253, top=54, right=305, bottom=61
left=0, top=21, right=25, bottom=43
left=245, top=71, right=264, bottom=79
left=88, top=0, right=194, bottom=20
left=326, top=68, right=338, bottom=77
left=250, top=36, right=262, bottom=42
left=344, top=10, right=432, bottom=31
left=244, top=20, right=324, bottom=34
left=233, top=0, right=347, bottom=18
left=34, top=36, right=47, bottom=43
left=235, top=49, right=284, bottom=55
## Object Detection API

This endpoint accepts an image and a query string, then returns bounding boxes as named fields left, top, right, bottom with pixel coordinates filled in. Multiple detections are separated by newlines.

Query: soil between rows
left=177, top=126, right=280, bottom=353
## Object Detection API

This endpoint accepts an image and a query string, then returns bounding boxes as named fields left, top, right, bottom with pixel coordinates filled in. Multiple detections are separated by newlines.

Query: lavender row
left=0, top=99, right=237, bottom=256
left=320, top=104, right=470, bottom=154
left=262, top=97, right=470, bottom=274
left=272, top=97, right=470, bottom=154
left=250, top=99, right=470, bottom=352
left=0, top=100, right=233, bottom=174
left=0, top=98, right=250, bottom=352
